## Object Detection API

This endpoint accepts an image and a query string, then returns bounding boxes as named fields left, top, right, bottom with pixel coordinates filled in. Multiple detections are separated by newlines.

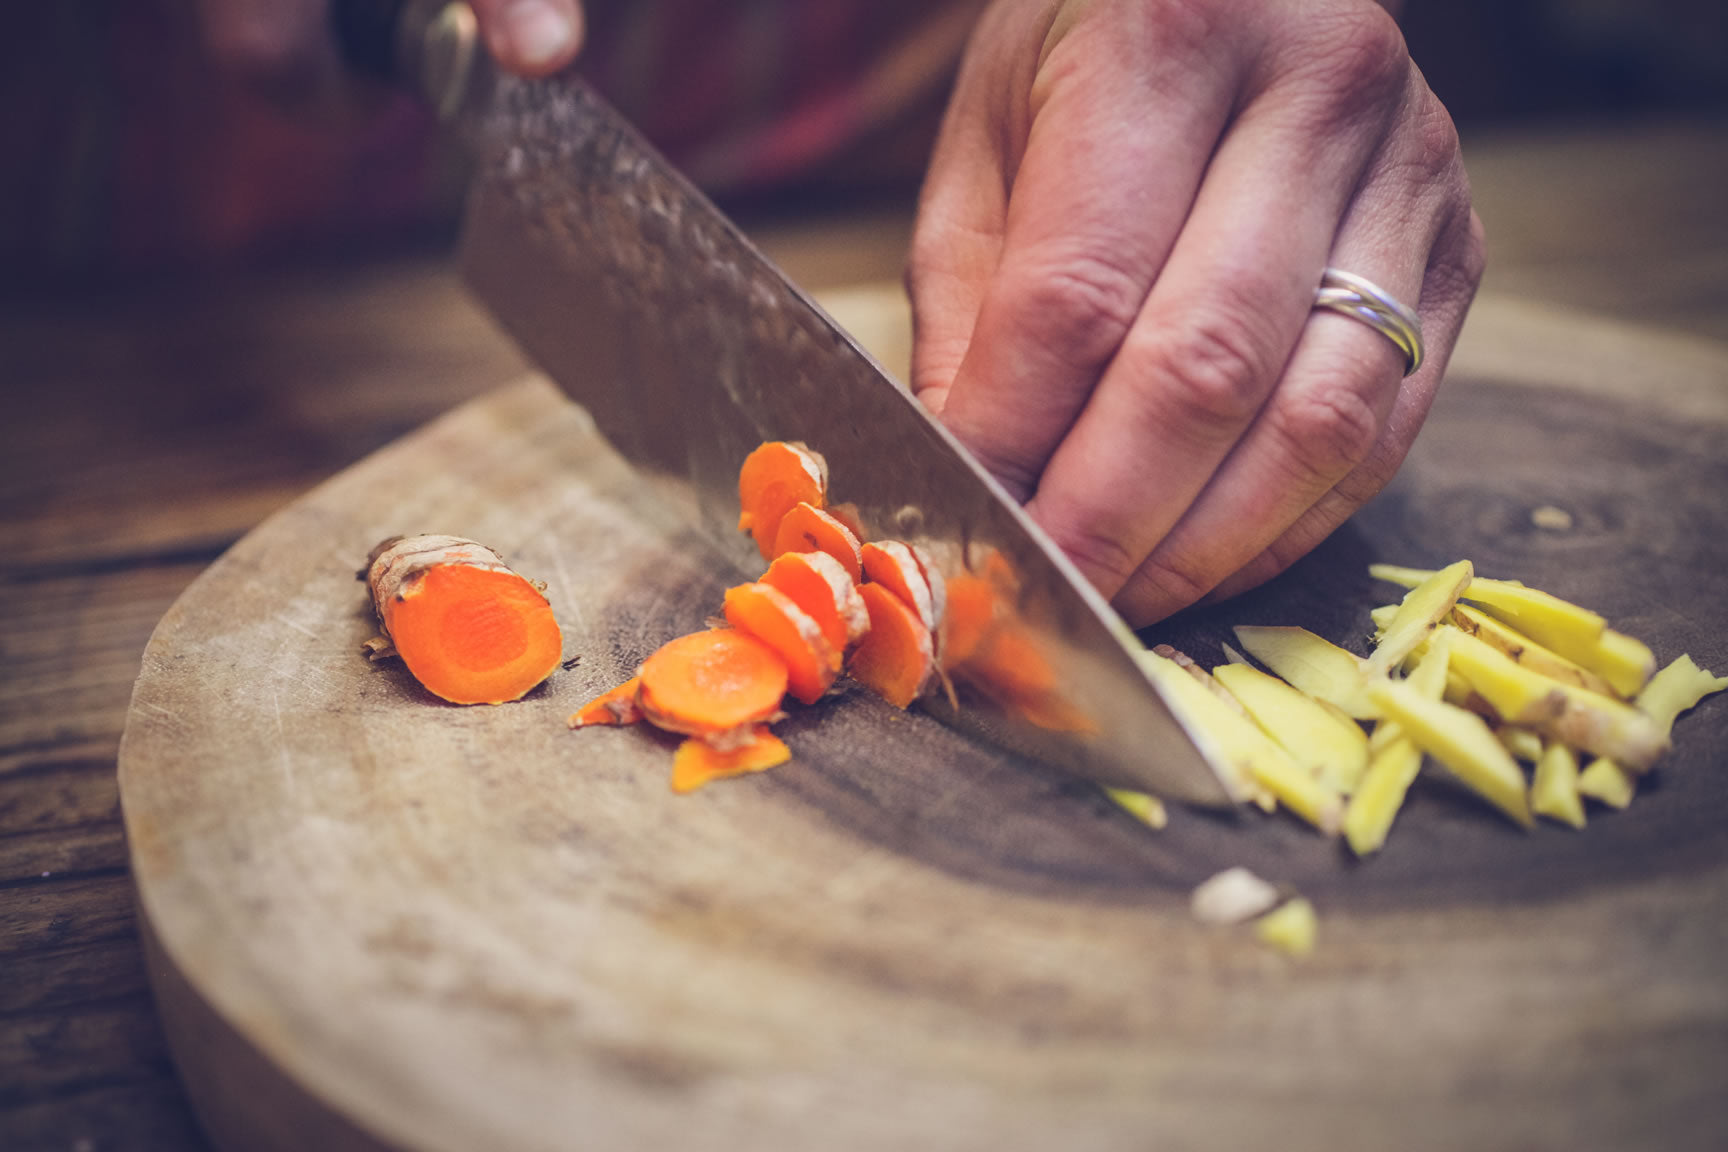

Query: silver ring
left=1313, top=267, right=1424, bottom=376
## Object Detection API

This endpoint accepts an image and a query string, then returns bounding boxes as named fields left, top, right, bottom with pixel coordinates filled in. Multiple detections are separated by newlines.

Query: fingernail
left=502, top=0, right=577, bottom=72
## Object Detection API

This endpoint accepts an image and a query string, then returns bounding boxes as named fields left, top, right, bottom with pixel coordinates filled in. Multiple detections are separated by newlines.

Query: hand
left=196, top=0, right=584, bottom=90
left=908, top=0, right=1484, bottom=627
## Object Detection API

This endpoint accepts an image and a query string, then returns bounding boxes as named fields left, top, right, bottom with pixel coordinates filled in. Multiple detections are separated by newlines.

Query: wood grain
left=116, top=300, right=1728, bottom=1151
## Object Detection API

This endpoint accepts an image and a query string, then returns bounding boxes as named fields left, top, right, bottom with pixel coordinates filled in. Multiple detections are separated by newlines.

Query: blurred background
left=2, top=0, right=1724, bottom=290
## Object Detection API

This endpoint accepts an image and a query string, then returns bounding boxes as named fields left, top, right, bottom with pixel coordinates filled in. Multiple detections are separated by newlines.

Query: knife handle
left=331, top=0, right=485, bottom=120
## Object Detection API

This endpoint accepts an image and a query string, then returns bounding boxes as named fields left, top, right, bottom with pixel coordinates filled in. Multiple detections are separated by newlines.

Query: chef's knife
left=333, top=0, right=1238, bottom=806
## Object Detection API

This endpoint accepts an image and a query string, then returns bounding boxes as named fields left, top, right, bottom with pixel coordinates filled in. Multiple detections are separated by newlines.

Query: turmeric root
left=722, top=582, right=841, bottom=705
left=760, top=550, right=868, bottom=656
left=771, top=501, right=864, bottom=583
left=737, top=441, right=827, bottom=560
left=848, top=582, right=936, bottom=708
left=636, top=629, right=789, bottom=736
left=363, top=535, right=562, bottom=705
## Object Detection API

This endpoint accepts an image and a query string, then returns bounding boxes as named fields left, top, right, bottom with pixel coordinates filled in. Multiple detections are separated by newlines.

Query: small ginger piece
left=1365, top=560, right=1473, bottom=679
left=1104, top=787, right=1168, bottom=830
left=1140, top=649, right=1339, bottom=833
left=1577, top=757, right=1637, bottom=810
left=363, top=535, right=563, bottom=705
left=1255, top=898, right=1319, bottom=959
left=1531, top=742, right=1587, bottom=829
left=1636, top=653, right=1728, bottom=734
left=1368, top=679, right=1535, bottom=830
left=1231, top=625, right=1378, bottom=720
left=1213, top=662, right=1370, bottom=794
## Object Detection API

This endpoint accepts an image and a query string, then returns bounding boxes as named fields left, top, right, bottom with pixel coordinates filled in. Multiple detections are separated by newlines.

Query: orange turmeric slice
left=737, top=441, right=827, bottom=560
left=671, top=726, right=792, bottom=794
left=364, top=535, right=563, bottom=706
left=723, top=582, right=841, bottom=706
left=568, top=676, right=642, bottom=727
left=771, top=501, right=864, bottom=584
left=637, top=628, right=789, bottom=736
left=849, top=582, right=936, bottom=708
left=861, top=541, right=939, bottom=634
left=942, top=573, right=1000, bottom=671
left=760, top=550, right=869, bottom=656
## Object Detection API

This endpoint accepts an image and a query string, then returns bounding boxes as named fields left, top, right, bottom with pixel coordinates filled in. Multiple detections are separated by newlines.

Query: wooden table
left=3, top=116, right=1726, bottom=1151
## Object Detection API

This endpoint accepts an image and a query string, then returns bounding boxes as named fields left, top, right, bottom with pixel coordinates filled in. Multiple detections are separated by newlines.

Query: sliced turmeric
left=671, top=726, right=792, bottom=794
left=636, top=628, right=789, bottom=736
left=737, top=441, right=827, bottom=559
left=860, top=541, right=939, bottom=634
left=760, top=550, right=868, bottom=656
left=771, top=501, right=864, bottom=584
left=722, top=582, right=841, bottom=706
left=363, top=534, right=562, bottom=705
left=569, top=676, right=642, bottom=727
left=849, top=581, right=936, bottom=708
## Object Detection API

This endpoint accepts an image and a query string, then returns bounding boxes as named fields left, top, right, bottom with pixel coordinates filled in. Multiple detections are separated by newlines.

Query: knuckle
left=1050, top=522, right=1145, bottom=595
left=1131, top=305, right=1278, bottom=436
left=1128, top=548, right=1218, bottom=616
left=1000, top=248, right=1149, bottom=372
left=1269, top=383, right=1384, bottom=483
left=1288, top=5, right=1410, bottom=128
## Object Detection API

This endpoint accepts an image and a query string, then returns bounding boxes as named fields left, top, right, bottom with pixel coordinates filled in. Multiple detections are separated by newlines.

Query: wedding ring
left=1313, top=267, right=1424, bottom=376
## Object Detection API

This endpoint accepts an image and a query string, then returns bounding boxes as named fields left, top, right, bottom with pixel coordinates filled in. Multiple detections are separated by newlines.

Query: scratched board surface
left=118, top=301, right=1728, bottom=1152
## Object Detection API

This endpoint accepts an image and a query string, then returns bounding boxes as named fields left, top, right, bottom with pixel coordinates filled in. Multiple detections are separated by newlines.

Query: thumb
left=469, top=0, right=584, bottom=78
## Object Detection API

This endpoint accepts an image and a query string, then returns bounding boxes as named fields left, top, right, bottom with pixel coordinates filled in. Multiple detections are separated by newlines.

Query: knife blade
left=335, top=0, right=1238, bottom=806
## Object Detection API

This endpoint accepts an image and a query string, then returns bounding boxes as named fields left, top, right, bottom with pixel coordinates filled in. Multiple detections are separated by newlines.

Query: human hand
left=196, top=0, right=584, bottom=91
left=908, top=0, right=1484, bottom=627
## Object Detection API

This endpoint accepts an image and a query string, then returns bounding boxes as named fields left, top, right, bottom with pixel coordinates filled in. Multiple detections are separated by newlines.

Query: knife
left=332, top=0, right=1239, bottom=806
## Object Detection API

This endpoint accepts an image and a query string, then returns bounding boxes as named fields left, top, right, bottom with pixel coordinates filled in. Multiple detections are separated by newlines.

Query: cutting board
left=118, top=292, right=1728, bottom=1152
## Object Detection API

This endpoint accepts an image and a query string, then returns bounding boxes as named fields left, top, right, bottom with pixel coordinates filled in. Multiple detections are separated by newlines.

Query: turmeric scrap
left=569, top=676, right=643, bottom=728
left=671, top=726, right=792, bottom=794
left=363, top=534, right=562, bottom=705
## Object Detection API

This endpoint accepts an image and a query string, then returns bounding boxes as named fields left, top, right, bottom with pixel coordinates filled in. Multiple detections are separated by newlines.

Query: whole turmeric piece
left=363, top=534, right=563, bottom=705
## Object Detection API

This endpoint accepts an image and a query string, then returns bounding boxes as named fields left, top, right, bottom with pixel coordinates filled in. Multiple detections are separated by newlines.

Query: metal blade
left=448, top=60, right=1234, bottom=805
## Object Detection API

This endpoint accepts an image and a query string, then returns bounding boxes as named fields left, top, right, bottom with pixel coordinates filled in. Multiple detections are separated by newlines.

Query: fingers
left=1197, top=205, right=1487, bottom=610
left=1113, top=88, right=1485, bottom=624
left=196, top=0, right=340, bottom=100
left=1024, top=5, right=1413, bottom=603
left=469, top=0, right=584, bottom=77
left=914, top=0, right=1246, bottom=501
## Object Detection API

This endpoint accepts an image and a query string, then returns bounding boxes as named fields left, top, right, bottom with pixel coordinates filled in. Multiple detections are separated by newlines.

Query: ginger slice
left=760, top=550, right=869, bottom=655
left=722, top=582, right=841, bottom=706
left=1531, top=741, right=1587, bottom=829
left=737, top=441, right=827, bottom=560
left=1231, top=625, right=1378, bottom=720
left=848, top=582, right=937, bottom=709
left=771, top=502, right=864, bottom=584
left=1213, top=661, right=1370, bottom=795
left=671, top=726, right=792, bottom=794
left=1367, top=679, right=1535, bottom=830
left=1365, top=559, right=1472, bottom=679
left=636, top=628, right=789, bottom=736
left=364, top=535, right=563, bottom=706
left=569, top=676, right=643, bottom=727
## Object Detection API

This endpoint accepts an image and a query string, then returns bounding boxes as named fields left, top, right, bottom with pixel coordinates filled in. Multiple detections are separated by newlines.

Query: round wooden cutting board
left=119, top=293, right=1728, bottom=1152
